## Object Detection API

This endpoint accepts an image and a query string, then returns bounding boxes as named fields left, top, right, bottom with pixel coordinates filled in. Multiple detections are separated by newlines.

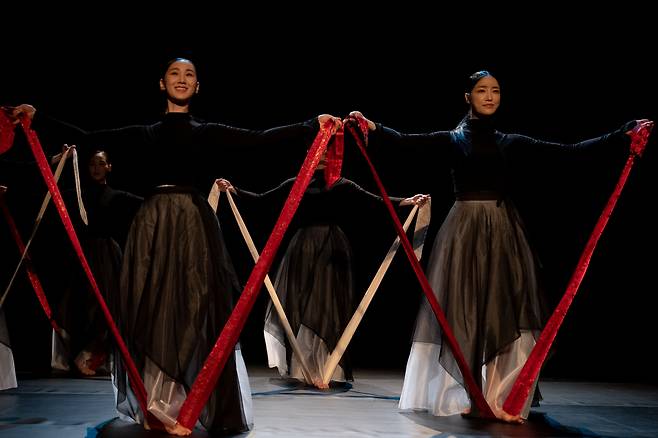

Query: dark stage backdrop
left=1, top=20, right=656, bottom=383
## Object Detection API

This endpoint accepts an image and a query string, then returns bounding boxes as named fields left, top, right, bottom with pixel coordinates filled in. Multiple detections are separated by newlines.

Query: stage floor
left=1, top=367, right=657, bottom=437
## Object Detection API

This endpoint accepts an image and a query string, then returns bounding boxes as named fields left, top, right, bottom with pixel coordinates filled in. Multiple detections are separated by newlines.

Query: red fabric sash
left=503, top=123, right=652, bottom=415
left=0, top=194, right=62, bottom=334
left=6, top=115, right=152, bottom=423
left=324, top=128, right=344, bottom=187
left=177, top=120, right=340, bottom=428
left=344, top=117, right=495, bottom=418
left=0, top=110, right=15, bottom=154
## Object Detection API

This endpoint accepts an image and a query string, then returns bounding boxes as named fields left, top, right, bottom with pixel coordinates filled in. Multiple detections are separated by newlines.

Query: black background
left=2, top=11, right=656, bottom=383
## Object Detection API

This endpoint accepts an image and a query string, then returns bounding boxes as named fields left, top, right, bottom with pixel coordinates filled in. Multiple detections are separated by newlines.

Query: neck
left=166, top=100, right=190, bottom=114
left=469, top=109, right=484, bottom=120
left=468, top=111, right=494, bottom=122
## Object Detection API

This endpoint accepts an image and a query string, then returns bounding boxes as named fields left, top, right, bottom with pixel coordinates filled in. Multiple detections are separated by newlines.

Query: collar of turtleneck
left=163, top=112, right=192, bottom=120
left=464, top=117, right=496, bottom=133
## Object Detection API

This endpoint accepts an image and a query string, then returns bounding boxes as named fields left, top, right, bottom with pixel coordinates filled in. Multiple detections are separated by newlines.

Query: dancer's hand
left=215, top=178, right=236, bottom=194
left=318, top=114, right=343, bottom=129
left=627, top=119, right=653, bottom=157
left=346, top=111, right=376, bottom=131
left=51, top=144, right=75, bottom=165
left=1, top=104, right=36, bottom=125
left=400, top=194, right=430, bottom=207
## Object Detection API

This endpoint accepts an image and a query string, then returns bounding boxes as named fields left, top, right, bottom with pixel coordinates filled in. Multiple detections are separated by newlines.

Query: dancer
left=351, top=70, right=652, bottom=422
left=216, top=152, right=428, bottom=390
left=51, top=150, right=142, bottom=376
left=6, top=57, right=338, bottom=435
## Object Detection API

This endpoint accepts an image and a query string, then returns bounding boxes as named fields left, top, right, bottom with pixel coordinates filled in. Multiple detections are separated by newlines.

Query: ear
left=159, top=79, right=166, bottom=91
left=195, top=82, right=200, bottom=94
left=107, top=163, right=112, bottom=173
left=464, top=92, right=471, bottom=104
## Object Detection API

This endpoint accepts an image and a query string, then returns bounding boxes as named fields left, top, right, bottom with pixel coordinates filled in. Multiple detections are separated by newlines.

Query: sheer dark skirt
left=0, top=308, right=16, bottom=389
left=264, top=224, right=354, bottom=382
left=412, top=200, right=547, bottom=388
left=113, top=189, right=249, bottom=434
left=53, top=236, right=121, bottom=371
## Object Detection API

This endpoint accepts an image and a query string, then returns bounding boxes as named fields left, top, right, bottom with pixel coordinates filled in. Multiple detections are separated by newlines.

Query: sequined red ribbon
left=0, top=195, right=62, bottom=333
left=503, top=124, right=652, bottom=415
left=177, top=120, right=339, bottom=429
left=0, top=111, right=15, bottom=154
left=324, top=128, right=344, bottom=187
left=345, top=116, right=495, bottom=419
left=15, top=116, right=151, bottom=420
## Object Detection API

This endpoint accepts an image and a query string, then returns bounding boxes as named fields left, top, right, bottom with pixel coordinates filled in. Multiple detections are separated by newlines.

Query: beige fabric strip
left=71, top=148, right=87, bottom=225
left=321, top=202, right=430, bottom=384
left=1, top=147, right=72, bottom=309
left=208, top=182, right=314, bottom=383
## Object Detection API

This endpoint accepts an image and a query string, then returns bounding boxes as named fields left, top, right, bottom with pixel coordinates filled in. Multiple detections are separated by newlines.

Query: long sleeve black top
left=371, top=118, right=634, bottom=198
left=32, top=113, right=319, bottom=196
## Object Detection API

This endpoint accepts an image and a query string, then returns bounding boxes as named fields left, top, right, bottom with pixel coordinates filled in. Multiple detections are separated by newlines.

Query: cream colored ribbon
left=1, top=146, right=83, bottom=309
left=71, top=148, right=88, bottom=226
left=208, top=181, right=315, bottom=384
left=321, top=201, right=430, bottom=384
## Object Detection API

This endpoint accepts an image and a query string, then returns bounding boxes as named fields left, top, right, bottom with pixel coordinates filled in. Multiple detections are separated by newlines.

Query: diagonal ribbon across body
left=208, top=184, right=315, bottom=384
left=0, top=112, right=156, bottom=427
left=210, top=177, right=430, bottom=388
left=343, top=118, right=496, bottom=418
left=2, top=109, right=647, bottom=425
left=503, top=121, right=653, bottom=415
left=1, top=146, right=87, bottom=310
left=179, top=117, right=495, bottom=427
left=176, top=120, right=340, bottom=428
left=0, top=191, right=62, bottom=335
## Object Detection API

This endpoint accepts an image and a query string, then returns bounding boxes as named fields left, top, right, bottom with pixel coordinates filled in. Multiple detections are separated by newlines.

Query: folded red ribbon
left=0, top=111, right=16, bottom=154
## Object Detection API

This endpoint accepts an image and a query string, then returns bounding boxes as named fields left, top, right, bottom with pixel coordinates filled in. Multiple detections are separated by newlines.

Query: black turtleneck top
left=235, top=171, right=405, bottom=230
left=82, top=183, right=142, bottom=243
left=372, top=118, right=633, bottom=198
left=34, top=113, right=319, bottom=196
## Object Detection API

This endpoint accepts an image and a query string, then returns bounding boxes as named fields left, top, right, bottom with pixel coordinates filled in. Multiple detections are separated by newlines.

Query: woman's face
left=160, top=60, right=199, bottom=104
left=89, top=152, right=111, bottom=183
left=466, top=75, right=500, bottom=118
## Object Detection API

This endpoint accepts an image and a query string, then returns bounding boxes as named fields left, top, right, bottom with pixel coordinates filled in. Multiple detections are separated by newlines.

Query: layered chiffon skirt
left=264, top=224, right=354, bottom=384
left=400, top=200, right=546, bottom=418
left=114, top=188, right=252, bottom=434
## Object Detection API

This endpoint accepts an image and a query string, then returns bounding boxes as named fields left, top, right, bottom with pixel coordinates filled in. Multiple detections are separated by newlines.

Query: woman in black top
left=352, top=71, right=652, bottom=423
left=216, top=152, right=428, bottom=390
left=9, top=57, right=338, bottom=436
left=52, top=150, right=142, bottom=377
